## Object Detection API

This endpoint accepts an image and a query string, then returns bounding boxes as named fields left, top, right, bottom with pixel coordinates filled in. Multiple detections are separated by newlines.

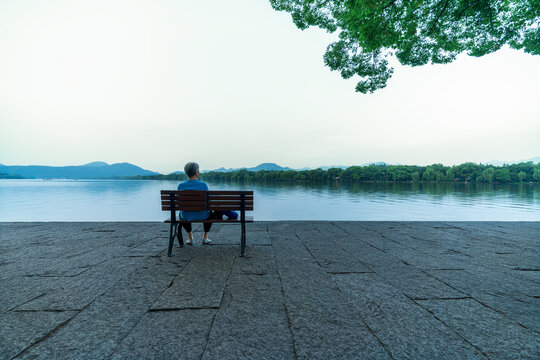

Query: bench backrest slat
left=160, top=190, right=254, bottom=212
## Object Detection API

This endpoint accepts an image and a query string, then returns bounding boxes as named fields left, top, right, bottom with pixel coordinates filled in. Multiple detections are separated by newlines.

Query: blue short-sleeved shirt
left=177, top=180, right=210, bottom=221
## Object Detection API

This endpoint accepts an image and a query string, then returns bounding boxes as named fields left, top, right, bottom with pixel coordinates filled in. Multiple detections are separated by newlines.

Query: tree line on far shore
left=5, top=162, right=538, bottom=183
left=0, top=173, right=25, bottom=179
left=199, top=162, right=539, bottom=184
left=129, top=162, right=539, bottom=184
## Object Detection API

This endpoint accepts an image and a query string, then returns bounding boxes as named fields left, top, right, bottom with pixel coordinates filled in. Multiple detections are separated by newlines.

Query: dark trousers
left=182, top=222, right=212, bottom=233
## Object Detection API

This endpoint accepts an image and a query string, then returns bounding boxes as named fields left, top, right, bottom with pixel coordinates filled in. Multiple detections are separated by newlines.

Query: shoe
left=202, top=238, right=212, bottom=245
left=186, top=239, right=193, bottom=245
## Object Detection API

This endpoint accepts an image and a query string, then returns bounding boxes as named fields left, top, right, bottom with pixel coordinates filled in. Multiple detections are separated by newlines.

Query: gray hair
left=184, top=162, right=199, bottom=178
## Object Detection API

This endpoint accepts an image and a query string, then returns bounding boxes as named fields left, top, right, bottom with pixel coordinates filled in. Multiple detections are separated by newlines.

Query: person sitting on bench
left=177, top=162, right=212, bottom=245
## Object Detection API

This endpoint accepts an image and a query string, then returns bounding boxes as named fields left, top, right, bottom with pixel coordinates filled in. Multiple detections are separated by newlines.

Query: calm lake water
left=0, top=179, right=538, bottom=221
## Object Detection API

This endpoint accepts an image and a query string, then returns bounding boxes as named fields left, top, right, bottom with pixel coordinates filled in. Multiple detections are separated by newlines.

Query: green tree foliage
left=445, top=168, right=456, bottom=181
left=124, top=162, right=537, bottom=184
left=507, top=161, right=535, bottom=182
left=453, top=162, right=483, bottom=181
left=422, top=166, right=436, bottom=181
left=422, top=163, right=446, bottom=181
left=197, top=162, right=538, bottom=184
left=495, top=168, right=511, bottom=182
left=482, top=167, right=495, bottom=183
left=270, top=0, right=539, bottom=92
left=534, top=164, right=540, bottom=181
left=0, top=173, right=25, bottom=179
left=435, top=171, right=446, bottom=182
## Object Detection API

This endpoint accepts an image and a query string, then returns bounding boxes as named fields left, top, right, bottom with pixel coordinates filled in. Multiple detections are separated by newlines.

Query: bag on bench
left=211, top=210, right=239, bottom=220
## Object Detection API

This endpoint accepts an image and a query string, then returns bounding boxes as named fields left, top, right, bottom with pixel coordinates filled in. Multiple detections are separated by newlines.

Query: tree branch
left=429, top=0, right=450, bottom=34
left=456, top=1, right=473, bottom=19
left=382, top=0, right=397, bottom=11
left=483, top=0, right=495, bottom=30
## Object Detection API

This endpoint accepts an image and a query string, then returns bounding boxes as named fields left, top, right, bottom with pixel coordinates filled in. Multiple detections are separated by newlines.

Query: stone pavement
left=0, top=221, right=538, bottom=359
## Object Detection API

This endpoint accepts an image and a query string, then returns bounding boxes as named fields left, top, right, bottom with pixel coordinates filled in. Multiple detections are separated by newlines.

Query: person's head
left=184, top=162, right=200, bottom=179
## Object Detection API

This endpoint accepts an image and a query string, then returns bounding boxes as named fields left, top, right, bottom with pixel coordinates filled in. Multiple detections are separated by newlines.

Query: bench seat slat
left=161, top=200, right=218, bottom=206
left=209, top=200, right=254, bottom=206
left=162, top=206, right=208, bottom=211
left=164, top=215, right=254, bottom=223
left=209, top=206, right=254, bottom=211
left=206, top=190, right=253, bottom=195
left=160, top=195, right=206, bottom=201
left=160, top=190, right=210, bottom=194
left=208, top=195, right=254, bottom=200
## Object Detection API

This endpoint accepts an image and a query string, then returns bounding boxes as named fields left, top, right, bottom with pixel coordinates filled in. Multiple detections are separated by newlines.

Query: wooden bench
left=161, top=190, right=254, bottom=257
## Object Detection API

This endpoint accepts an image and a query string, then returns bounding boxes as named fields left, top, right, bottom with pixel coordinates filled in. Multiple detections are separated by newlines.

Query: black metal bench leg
left=240, top=220, right=246, bottom=257
left=167, top=221, right=175, bottom=257
left=176, top=223, right=184, bottom=247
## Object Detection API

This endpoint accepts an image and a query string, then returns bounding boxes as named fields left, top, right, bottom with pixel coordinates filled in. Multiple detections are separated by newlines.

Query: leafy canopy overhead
left=270, top=0, right=539, bottom=93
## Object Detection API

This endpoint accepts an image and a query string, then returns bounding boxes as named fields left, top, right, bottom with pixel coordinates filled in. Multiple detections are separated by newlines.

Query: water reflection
left=0, top=179, right=538, bottom=221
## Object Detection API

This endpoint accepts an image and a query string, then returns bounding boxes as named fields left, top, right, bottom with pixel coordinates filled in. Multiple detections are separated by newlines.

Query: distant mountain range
left=204, top=162, right=388, bottom=172
left=205, top=163, right=293, bottom=172
left=0, top=162, right=158, bottom=179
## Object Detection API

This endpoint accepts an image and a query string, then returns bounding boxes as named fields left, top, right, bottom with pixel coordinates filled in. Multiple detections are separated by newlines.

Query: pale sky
left=1, top=0, right=539, bottom=174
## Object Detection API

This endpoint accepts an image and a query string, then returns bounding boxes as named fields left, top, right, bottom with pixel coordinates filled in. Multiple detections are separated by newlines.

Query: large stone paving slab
left=1, top=276, right=62, bottom=313
left=416, top=298, right=540, bottom=360
left=16, top=255, right=144, bottom=311
left=150, top=251, right=235, bottom=310
left=0, top=221, right=538, bottom=359
left=109, top=309, right=216, bottom=359
left=375, top=262, right=467, bottom=300
left=203, top=248, right=295, bottom=359
left=14, top=257, right=183, bottom=359
left=0, top=310, right=77, bottom=360
left=426, top=269, right=540, bottom=332
left=333, top=272, right=485, bottom=359
left=271, top=229, right=391, bottom=359
left=294, top=228, right=373, bottom=274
